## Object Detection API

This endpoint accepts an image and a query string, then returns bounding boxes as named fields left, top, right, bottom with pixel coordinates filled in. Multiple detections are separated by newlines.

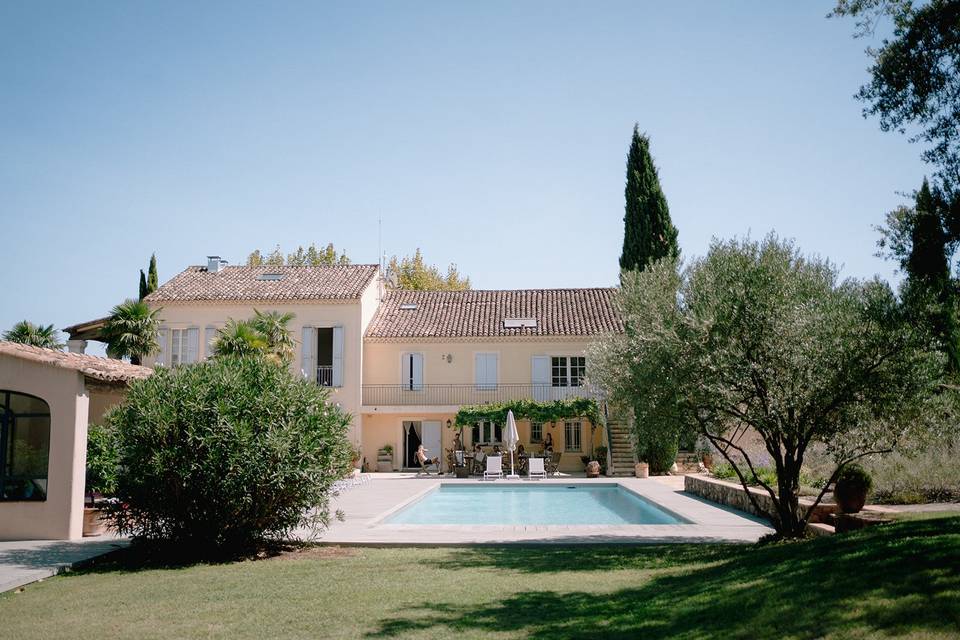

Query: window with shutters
left=316, top=327, right=333, bottom=387
left=403, top=353, right=423, bottom=390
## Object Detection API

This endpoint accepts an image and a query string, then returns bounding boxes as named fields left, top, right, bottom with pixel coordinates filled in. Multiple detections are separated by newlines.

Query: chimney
left=207, top=256, right=226, bottom=273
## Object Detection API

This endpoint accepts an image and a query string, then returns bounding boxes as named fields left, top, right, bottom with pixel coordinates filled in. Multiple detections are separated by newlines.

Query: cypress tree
left=147, top=254, right=159, bottom=295
left=138, top=270, right=148, bottom=301
left=903, top=179, right=960, bottom=372
left=619, top=125, right=679, bottom=273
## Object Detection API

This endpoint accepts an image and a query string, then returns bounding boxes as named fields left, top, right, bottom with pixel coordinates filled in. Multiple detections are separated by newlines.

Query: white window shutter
left=475, top=354, right=485, bottom=390
left=332, top=326, right=344, bottom=388
left=186, top=328, right=199, bottom=364
left=532, top=355, right=549, bottom=401
left=204, top=326, right=217, bottom=360
left=411, top=352, right=423, bottom=390
left=489, top=353, right=498, bottom=386
left=301, top=326, right=316, bottom=380
left=155, top=328, right=168, bottom=367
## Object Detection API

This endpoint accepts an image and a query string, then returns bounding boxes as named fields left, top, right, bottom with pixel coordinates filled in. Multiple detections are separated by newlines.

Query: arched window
left=0, top=391, right=50, bottom=501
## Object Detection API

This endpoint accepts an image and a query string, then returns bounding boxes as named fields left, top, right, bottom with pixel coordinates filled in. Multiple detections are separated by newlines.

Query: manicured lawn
left=2, top=516, right=959, bottom=640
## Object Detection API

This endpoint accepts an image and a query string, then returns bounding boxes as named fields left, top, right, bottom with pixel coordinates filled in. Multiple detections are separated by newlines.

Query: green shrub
left=85, top=423, right=119, bottom=502
left=862, top=438, right=960, bottom=504
left=712, top=461, right=778, bottom=487
left=104, top=356, right=352, bottom=551
left=639, top=429, right=679, bottom=474
left=836, top=463, right=873, bottom=493
left=594, top=445, right=608, bottom=475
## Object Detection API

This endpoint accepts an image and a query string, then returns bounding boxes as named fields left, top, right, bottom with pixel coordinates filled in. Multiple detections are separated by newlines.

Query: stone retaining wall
left=684, top=474, right=835, bottom=524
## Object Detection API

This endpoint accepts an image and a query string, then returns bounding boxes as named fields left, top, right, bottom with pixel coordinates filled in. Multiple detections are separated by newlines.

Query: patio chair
left=546, top=451, right=562, bottom=476
left=472, top=450, right=486, bottom=475
left=417, top=457, right=441, bottom=476
left=527, top=456, right=546, bottom=480
left=484, top=455, right=503, bottom=481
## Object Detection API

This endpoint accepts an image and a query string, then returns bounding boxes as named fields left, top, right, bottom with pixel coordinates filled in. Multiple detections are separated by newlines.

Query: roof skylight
left=399, top=303, right=418, bottom=311
left=503, top=318, right=537, bottom=329
left=257, top=273, right=285, bottom=281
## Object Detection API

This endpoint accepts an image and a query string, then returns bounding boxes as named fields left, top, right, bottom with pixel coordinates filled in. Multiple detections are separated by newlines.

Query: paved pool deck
left=306, top=474, right=774, bottom=545
left=0, top=536, right=127, bottom=594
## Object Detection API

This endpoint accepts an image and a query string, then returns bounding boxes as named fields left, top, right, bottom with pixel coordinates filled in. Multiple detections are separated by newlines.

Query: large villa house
left=69, top=256, right=627, bottom=474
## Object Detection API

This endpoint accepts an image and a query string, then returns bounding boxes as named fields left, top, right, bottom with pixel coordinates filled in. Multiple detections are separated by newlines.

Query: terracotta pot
left=83, top=507, right=108, bottom=537
left=834, top=481, right=868, bottom=514
left=586, top=461, right=601, bottom=478
left=701, top=453, right=714, bottom=469
left=635, top=462, right=649, bottom=478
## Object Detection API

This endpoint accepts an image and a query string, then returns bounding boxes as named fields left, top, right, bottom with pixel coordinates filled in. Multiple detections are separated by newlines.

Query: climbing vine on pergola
left=452, top=397, right=602, bottom=429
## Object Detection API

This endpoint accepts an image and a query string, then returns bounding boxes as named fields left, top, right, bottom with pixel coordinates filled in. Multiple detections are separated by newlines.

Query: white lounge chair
left=527, top=456, right=546, bottom=480
left=484, top=455, right=503, bottom=481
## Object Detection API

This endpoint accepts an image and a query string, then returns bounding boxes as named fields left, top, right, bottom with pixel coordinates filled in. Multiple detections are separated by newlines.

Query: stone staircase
left=606, top=422, right=637, bottom=477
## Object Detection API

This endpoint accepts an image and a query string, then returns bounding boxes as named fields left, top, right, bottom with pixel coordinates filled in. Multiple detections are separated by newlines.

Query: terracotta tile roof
left=144, top=264, right=380, bottom=303
left=0, top=341, right=153, bottom=384
left=366, top=288, right=624, bottom=339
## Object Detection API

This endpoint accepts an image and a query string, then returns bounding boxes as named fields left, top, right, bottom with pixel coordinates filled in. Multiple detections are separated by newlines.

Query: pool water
left=384, top=484, right=687, bottom=525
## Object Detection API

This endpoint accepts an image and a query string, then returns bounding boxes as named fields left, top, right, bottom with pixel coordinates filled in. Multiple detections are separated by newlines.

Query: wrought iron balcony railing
left=317, top=366, right=333, bottom=387
left=361, top=383, right=595, bottom=406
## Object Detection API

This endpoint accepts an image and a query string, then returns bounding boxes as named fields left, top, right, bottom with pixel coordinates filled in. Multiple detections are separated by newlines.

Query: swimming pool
left=383, top=484, right=689, bottom=525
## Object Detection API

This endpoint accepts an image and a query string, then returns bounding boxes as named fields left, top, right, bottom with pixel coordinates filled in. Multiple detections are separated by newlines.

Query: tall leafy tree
left=590, top=235, right=945, bottom=538
left=619, top=125, right=679, bottom=274
left=247, top=243, right=350, bottom=267
left=831, top=0, right=960, bottom=188
left=878, top=179, right=960, bottom=371
left=386, top=249, right=471, bottom=290
left=3, top=321, right=64, bottom=350
left=102, top=299, right=161, bottom=365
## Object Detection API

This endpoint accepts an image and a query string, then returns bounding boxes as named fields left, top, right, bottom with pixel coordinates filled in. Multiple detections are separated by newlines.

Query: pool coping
left=309, top=476, right=775, bottom=545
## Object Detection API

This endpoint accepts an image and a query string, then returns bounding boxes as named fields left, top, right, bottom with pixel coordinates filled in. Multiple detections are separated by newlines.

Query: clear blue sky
left=1, top=1, right=927, bottom=350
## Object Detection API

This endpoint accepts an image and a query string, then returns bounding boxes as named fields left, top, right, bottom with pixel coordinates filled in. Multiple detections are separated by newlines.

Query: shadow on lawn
left=369, top=517, right=960, bottom=640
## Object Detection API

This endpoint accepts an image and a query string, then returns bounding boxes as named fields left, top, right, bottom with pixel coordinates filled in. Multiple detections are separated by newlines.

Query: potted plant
left=84, top=424, right=118, bottom=536
left=595, top=445, right=608, bottom=475
left=833, top=463, right=873, bottom=514
left=377, top=444, right=394, bottom=472
left=635, top=461, right=649, bottom=478
left=585, top=460, right=601, bottom=478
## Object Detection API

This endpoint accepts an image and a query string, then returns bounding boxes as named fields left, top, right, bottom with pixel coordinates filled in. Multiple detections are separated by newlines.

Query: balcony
left=317, top=366, right=333, bottom=387
left=361, top=383, right=596, bottom=407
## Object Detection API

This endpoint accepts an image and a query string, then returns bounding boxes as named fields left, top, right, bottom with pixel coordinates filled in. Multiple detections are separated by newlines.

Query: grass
left=2, top=516, right=959, bottom=639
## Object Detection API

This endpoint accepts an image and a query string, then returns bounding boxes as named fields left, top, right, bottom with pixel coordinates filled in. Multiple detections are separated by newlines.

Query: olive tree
left=590, top=235, right=945, bottom=537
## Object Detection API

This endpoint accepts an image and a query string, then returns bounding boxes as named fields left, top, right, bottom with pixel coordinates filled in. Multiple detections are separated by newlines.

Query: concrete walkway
left=0, top=536, right=127, bottom=593
left=306, top=474, right=774, bottom=545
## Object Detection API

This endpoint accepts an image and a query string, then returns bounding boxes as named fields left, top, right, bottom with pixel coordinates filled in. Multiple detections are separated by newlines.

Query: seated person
left=492, top=444, right=502, bottom=456
left=517, top=444, right=526, bottom=457
left=472, top=444, right=486, bottom=474
left=416, top=444, right=441, bottom=473
left=517, top=443, right=528, bottom=473
left=543, top=432, right=554, bottom=454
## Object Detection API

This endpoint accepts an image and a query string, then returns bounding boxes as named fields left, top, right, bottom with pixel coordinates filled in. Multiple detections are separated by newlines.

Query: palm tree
left=250, top=309, right=296, bottom=364
left=102, top=299, right=161, bottom=365
left=3, top=321, right=64, bottom=350
left=212, top=319, right=268, bottom=358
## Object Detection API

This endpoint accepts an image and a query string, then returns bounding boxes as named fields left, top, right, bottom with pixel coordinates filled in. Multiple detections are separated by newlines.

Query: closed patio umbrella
left=504, top=409, right=520, bottom=479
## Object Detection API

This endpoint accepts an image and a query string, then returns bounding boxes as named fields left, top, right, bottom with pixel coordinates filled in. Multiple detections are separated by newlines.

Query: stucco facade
left=0, top=350, right=135, bottom=540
